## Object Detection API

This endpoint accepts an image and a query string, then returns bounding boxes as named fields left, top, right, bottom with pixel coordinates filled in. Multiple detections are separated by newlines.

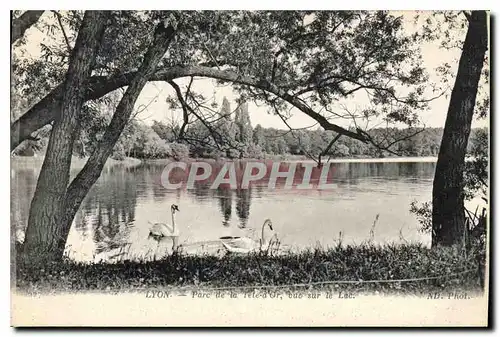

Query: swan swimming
left=220, top=219, right=275, bottom=254
left=148, top=204, right=180, bottom=254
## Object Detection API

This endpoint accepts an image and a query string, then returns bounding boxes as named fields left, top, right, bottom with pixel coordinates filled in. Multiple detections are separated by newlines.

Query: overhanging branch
left=11, top=65, right=370, bottom=151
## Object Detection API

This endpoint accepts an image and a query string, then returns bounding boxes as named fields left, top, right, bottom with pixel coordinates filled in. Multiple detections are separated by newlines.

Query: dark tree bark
left=11, top=10, right=44, bottom=45
left=22, top=11, right=108, bottom=264
left=59, top=22, right=177, bottom=246
left=432, top=11, right=488, bottom=247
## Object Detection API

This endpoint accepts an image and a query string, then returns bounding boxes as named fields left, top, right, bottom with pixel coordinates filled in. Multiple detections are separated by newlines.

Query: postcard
left=10, top=9, right=490, bottom=327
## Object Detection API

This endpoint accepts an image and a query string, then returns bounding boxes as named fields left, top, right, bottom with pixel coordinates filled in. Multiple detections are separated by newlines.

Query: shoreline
left=10, top=155, right=142, bottom=171
left=140, top=156, right=438, bottom=165
left=11, top=155, right=439, bottom=172
left=294, top=156, right=438, bottom=163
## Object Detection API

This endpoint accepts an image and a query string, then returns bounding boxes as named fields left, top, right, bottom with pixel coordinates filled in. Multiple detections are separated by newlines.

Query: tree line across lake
left=101, top=96, right=488, bottom=161
left=14, top=95, right=486, bottom=162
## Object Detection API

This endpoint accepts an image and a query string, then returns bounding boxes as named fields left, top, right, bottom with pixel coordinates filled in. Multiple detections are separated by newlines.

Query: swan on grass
left=148, top=204, right=180, bottom=255
left=220, top=219, right=276, bottom=254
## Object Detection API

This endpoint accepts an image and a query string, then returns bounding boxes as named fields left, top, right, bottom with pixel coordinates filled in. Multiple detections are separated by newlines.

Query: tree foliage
left=12, top=10, right=443, bottom=154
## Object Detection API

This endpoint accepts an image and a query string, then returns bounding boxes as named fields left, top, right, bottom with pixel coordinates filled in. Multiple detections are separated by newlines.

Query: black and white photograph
left=9, top=8, right=490, bottom=327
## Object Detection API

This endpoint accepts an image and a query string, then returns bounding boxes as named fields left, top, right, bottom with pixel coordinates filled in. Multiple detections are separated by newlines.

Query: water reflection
left=334, top=161, right=435, bottom=180
left=235, top=188, right=251, bottom=229
left=11, top=160, right=439, bottom=263
left=76, top=167, right=137, bottom=257
left=216, top=188, right=232, bottom=227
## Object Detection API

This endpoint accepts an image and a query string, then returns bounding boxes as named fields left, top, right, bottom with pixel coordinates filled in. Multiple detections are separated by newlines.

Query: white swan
left=148, top=204, right=180, bottom=238
left=220, top=219, right=275, bottom=254
left=148, top=204, right=180, bottom=254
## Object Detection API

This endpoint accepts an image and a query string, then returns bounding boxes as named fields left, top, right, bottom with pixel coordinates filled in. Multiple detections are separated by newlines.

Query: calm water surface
left=12, top=160, right=443, bottom=262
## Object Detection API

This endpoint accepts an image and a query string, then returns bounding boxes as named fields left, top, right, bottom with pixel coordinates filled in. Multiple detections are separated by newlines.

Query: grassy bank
left=15, top=243, right=485, bottom=296
left=141, top=154, right=310, bottom=164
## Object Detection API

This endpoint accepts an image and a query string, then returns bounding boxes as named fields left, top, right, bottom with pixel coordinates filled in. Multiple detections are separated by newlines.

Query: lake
left=11, top=158, right=462, bottom=263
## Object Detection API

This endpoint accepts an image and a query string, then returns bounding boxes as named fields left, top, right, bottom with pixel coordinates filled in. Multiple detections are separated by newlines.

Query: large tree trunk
left=60, top=22, right=177, bottom=242
left=22, top=11, right=108, bottom=264
left=432, top=11, right=488, bottom=247
left=11, top=10, right=44, bottom=45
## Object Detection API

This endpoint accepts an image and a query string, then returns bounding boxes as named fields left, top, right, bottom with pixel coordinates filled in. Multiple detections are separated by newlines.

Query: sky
left=15, top=10, right=489, bottom=131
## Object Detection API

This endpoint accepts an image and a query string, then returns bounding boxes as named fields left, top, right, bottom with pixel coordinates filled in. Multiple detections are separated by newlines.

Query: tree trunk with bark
left=22, top=11, right=108, bottom=264
left=432, top=11, right=488, bottom=247
left=22, top=17, right=177, bottom=264
left=60, top=22, right=177, bottom=243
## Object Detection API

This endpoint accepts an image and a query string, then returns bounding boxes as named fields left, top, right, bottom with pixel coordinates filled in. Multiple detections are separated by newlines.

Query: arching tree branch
left=11, top=66, right=370, bottom=151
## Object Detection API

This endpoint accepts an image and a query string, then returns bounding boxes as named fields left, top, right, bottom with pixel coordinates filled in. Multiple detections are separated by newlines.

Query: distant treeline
left=13, top=96, right=487, bottom=161
left=109, top=118, right=485, bottom=161
left=110, top=97, right=486, bottom=160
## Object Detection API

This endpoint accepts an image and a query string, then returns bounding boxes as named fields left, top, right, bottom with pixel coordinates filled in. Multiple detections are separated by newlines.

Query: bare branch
left=339, top=103, right=428, bottom=157
left=383, top=126, right=427, bottom=149
left=356, top=125, right=427, bottom=157
left=168, top=79, right=190, bottom=140
left=202, top=41, right=221, bottom=70
left=294, top=74, right=447, bottom=107
left=271, top=101, right=320, bottom=165
left=318, top=133, right=342, bottom=167
left=168, top=80, right=228, bottom=150
left=52, top=11, right=72, bottom=52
